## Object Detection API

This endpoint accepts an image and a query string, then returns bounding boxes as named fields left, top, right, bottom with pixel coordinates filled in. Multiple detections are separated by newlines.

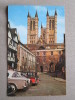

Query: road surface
left=16, top=72, right=66, bottom=96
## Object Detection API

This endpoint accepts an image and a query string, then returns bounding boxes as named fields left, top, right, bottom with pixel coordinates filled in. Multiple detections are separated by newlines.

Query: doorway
left=40, top=66, right=43, bottom=72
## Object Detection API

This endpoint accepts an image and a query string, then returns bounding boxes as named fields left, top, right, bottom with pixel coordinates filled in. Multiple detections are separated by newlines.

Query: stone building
left=26, top=10, right=65, bottom=72
left=27, top=10, right=57, bottom=44
left=8, top=22, right=18, bottom=69
left=27, top=11, right=38, bottom=44
left=17, top=39, right=36, bottom=72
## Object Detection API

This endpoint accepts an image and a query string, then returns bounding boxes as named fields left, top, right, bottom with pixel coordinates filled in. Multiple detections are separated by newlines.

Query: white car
left=8, top=70, right=30, bottom=92
left=17, top=72, right=30, bottom=85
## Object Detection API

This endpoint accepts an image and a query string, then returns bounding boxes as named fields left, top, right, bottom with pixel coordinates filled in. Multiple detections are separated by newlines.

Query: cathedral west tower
left=46, top=10, right=57, bottom=44
left=27, top=11, right=38, bottom=44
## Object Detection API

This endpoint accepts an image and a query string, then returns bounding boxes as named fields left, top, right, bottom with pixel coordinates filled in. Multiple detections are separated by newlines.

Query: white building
left=8, top=22, right=18, bottom=69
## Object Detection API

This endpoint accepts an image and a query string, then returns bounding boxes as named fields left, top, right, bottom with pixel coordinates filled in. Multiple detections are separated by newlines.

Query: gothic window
left=49, top=20, right=51, bottom=29
left=51, top=51, right=53, bottom=55
left=52, top=20, right=54, bottom=30
left=30, top=21, right=32, bottom=30
left=33, top=21, right=35, bottom=30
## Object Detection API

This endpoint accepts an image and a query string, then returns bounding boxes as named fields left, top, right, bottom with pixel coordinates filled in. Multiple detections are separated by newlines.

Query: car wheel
left=10, top=83, right=17, bottom=93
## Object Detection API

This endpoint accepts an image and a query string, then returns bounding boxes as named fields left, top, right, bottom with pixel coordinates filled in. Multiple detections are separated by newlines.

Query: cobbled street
left=16, top=72, right=66, bottom=96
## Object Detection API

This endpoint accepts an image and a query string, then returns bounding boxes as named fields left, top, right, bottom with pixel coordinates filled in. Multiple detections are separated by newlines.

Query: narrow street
left=16, top=72, right=66, bottom=96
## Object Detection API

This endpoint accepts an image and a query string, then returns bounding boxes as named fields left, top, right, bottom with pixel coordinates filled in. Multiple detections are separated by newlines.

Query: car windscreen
left=12, top=72, right=21, bottom=77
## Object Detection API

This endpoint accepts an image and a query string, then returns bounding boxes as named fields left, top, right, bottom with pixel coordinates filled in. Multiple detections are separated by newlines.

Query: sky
left=8, top=5, right=65, bottom=44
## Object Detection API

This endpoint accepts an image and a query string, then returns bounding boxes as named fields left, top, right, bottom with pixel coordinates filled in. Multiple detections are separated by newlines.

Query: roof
left=46, top=10, right=49, bottom=16
left=55, top=10, right=57, bottom=15
left=35, top=11, right=38, bottom=17
left=18, top=40, right=31, bottom=51
left=10, top=28, right=17, bottom=34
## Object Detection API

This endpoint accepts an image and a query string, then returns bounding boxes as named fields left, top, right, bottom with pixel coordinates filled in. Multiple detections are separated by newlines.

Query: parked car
left=21, top=72, right=39, bottom=85
left=8, top=70, right=30, bottom=91
left=7, top=83, right=15, bottom=96
left=18, top=71, right=30, bottom=85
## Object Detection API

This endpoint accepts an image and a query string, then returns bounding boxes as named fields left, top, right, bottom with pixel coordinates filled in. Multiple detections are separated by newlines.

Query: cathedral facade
left=26, top=10, right=65, bottom=72
left=27, top=10, right=57, bottom=45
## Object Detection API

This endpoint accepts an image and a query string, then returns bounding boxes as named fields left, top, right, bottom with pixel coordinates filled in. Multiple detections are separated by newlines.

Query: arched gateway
left=40, top=66, right=43, bottom=72
left=49, top=62, right=55, bottom=72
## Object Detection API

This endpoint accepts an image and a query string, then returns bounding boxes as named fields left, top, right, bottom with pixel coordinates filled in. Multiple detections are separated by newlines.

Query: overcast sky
left=8, top=5, right=65, bottom=44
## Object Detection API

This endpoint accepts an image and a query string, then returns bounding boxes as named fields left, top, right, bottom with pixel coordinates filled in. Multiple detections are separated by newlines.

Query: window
left=49, top=20, right=51, bottom=29
left=13, top=42, right=15, bottom=46
left=32, top=41, right=33, bottom=44
left=37, top=52, right=39, bottom=56
left=51, top=51, right=53, bottom=55
left=11, top=53, right=13, bottom=57
left=43, top=52, right=46, bottom=56
left=34, top=40, right=35, bottom=43
left=33, top=21, right=35, bottom=30
left=37, top=58, right=39, bottom=63
left=52, top=20, right=54, bottom=30
left=30, top=21, right=32, bottom=30
left=43, top=57, right=45, bottom=63
left=8, top=51, right=10, bottom=56
left=59, top=51, right=61, bottom=55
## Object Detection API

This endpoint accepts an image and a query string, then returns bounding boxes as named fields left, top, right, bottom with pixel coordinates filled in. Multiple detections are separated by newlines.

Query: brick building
left=25, top=10, right=65, bottom=72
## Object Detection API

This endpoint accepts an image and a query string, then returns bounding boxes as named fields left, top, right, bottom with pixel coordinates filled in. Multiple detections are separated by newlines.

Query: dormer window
left=15, top=30, right=17, bottom=34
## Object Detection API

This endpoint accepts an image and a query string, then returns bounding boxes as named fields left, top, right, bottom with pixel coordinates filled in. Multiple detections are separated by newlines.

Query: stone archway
left=40, top=66, right=43, bottom=72
left=49, top=62, right=55, bottom=72
left=38, top=46, right=45, bottom=50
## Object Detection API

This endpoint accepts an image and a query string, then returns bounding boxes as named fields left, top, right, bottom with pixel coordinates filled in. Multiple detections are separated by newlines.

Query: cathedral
left=26, top=10, right=65, bottom=72
left=27, top=10, right=57, bottom=44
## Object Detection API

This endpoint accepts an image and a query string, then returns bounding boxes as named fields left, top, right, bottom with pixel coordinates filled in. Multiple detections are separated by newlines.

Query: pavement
left=16, top=72, right=66, bottom=96
left=54, top=77, right=66, bottom=82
